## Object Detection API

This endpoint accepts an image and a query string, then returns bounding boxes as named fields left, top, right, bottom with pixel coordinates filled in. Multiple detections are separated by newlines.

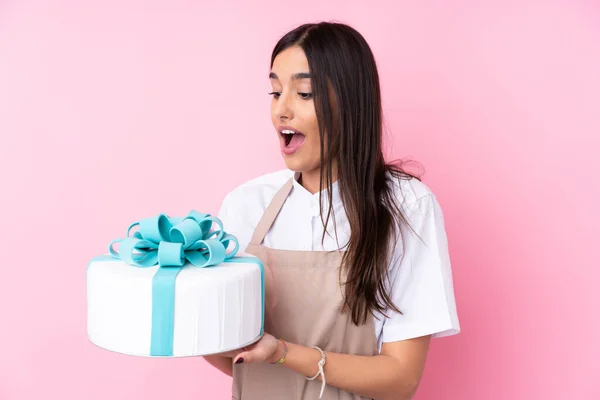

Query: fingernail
left=235, top=358, right=244, bottom=364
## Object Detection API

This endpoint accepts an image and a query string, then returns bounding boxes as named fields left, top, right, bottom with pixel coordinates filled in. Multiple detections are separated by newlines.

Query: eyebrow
left=269, top=72, right=311, bottom=81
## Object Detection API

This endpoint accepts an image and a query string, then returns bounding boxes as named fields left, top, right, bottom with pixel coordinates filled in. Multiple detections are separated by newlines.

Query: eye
left=268, top=91, right=281, bottom=99
left=298, top=92, right=313, bottom=100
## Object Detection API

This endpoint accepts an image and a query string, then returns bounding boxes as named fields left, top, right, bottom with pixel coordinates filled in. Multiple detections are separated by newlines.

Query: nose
left=274, top=92, right=293, bottom=121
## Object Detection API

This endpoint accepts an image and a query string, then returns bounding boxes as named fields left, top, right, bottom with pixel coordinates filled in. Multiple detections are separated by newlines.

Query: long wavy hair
left=271, top=22, right=422, bottom=325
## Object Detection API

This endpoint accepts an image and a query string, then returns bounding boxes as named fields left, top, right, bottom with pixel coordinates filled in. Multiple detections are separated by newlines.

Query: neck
left=298, top=164, right=338, bottom=194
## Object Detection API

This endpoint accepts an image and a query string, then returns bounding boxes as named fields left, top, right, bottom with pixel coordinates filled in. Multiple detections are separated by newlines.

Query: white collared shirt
left=218, top=169, right=460, bottom=352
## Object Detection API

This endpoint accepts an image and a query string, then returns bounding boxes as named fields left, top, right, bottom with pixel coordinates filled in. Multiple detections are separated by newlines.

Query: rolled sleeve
left=382, top=194, right=460, bottom=343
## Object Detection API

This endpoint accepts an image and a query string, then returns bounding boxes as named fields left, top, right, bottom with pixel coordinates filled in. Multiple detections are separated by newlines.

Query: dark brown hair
left=271, top=22, right=422, bottom=325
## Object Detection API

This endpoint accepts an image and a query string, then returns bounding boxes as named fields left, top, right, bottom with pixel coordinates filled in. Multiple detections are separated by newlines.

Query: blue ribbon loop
left=109, top=210, right=240, bottom=356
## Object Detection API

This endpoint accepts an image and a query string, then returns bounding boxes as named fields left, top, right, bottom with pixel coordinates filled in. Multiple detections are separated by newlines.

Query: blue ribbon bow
left=109, top=210, right=240, bottom=356
left=109, top=210, right=239, bottom=269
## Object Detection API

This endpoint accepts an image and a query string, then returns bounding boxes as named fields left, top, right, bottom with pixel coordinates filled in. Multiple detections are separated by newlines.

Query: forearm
left=276, top=342, right=420, bottom=400
left=203, top=355, right=233, bottom=377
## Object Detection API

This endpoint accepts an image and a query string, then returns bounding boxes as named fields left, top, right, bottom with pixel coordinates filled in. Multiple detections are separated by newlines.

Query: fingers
left=233, top=351, right=251, bottom=365
left=231, top=333, right=276, bottom=365
left=233, top=345, right=266, bottom=365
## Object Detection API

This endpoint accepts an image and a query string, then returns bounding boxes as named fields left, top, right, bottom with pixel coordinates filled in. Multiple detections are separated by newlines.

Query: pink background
left=1, top=1, right=599, bottom=399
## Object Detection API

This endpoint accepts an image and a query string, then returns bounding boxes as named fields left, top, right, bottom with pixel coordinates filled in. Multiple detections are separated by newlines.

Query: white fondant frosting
left=86, top=255, right=263, bottom=357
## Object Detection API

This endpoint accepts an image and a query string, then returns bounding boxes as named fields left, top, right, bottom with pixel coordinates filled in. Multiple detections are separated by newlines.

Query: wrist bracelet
left=269, top=338, right=288, bottom=365
left=305, top=346, right=326, bottom=399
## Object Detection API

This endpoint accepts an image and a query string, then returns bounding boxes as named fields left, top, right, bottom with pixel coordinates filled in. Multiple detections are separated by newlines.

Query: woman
left=204, top=22, right=460, bottom=400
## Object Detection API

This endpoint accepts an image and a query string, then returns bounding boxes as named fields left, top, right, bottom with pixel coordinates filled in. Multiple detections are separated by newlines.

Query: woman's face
left=269, top=46, right=321, bottom=174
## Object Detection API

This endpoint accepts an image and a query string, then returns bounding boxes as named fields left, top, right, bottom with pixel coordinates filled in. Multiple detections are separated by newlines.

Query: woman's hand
left=231, top=332, right=282, bottom=365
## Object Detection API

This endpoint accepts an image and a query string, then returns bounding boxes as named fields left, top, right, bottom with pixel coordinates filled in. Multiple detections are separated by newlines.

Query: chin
left=282, top=157, right=306, bottom=172
left=282, top=158, right=320, bottom=177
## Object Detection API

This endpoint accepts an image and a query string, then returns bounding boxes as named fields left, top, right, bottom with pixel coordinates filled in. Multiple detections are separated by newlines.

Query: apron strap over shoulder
left=249, top=177, right=294, bottom=246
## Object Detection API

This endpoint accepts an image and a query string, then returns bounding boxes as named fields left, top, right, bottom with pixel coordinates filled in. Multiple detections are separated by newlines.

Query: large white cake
left=86, top=211, right=264, bottom=357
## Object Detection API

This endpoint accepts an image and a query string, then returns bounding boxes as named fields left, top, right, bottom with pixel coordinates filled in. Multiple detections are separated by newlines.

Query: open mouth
left=280, top=128, right=306, bottom=148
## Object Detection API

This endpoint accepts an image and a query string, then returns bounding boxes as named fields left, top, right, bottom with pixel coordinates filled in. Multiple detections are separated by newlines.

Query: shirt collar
left=292, top=171, right=341, bottom=207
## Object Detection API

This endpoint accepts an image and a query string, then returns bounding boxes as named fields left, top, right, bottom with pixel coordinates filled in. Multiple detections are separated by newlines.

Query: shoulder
left=221, top=169, right=294, bottom=209
left=385, top=172, right=448, bottom=262
left=385, top=171, right=436, bottom=210
left=218, top=169, right=293, bottom=230
left=217, top=169, right=294, bottom=251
